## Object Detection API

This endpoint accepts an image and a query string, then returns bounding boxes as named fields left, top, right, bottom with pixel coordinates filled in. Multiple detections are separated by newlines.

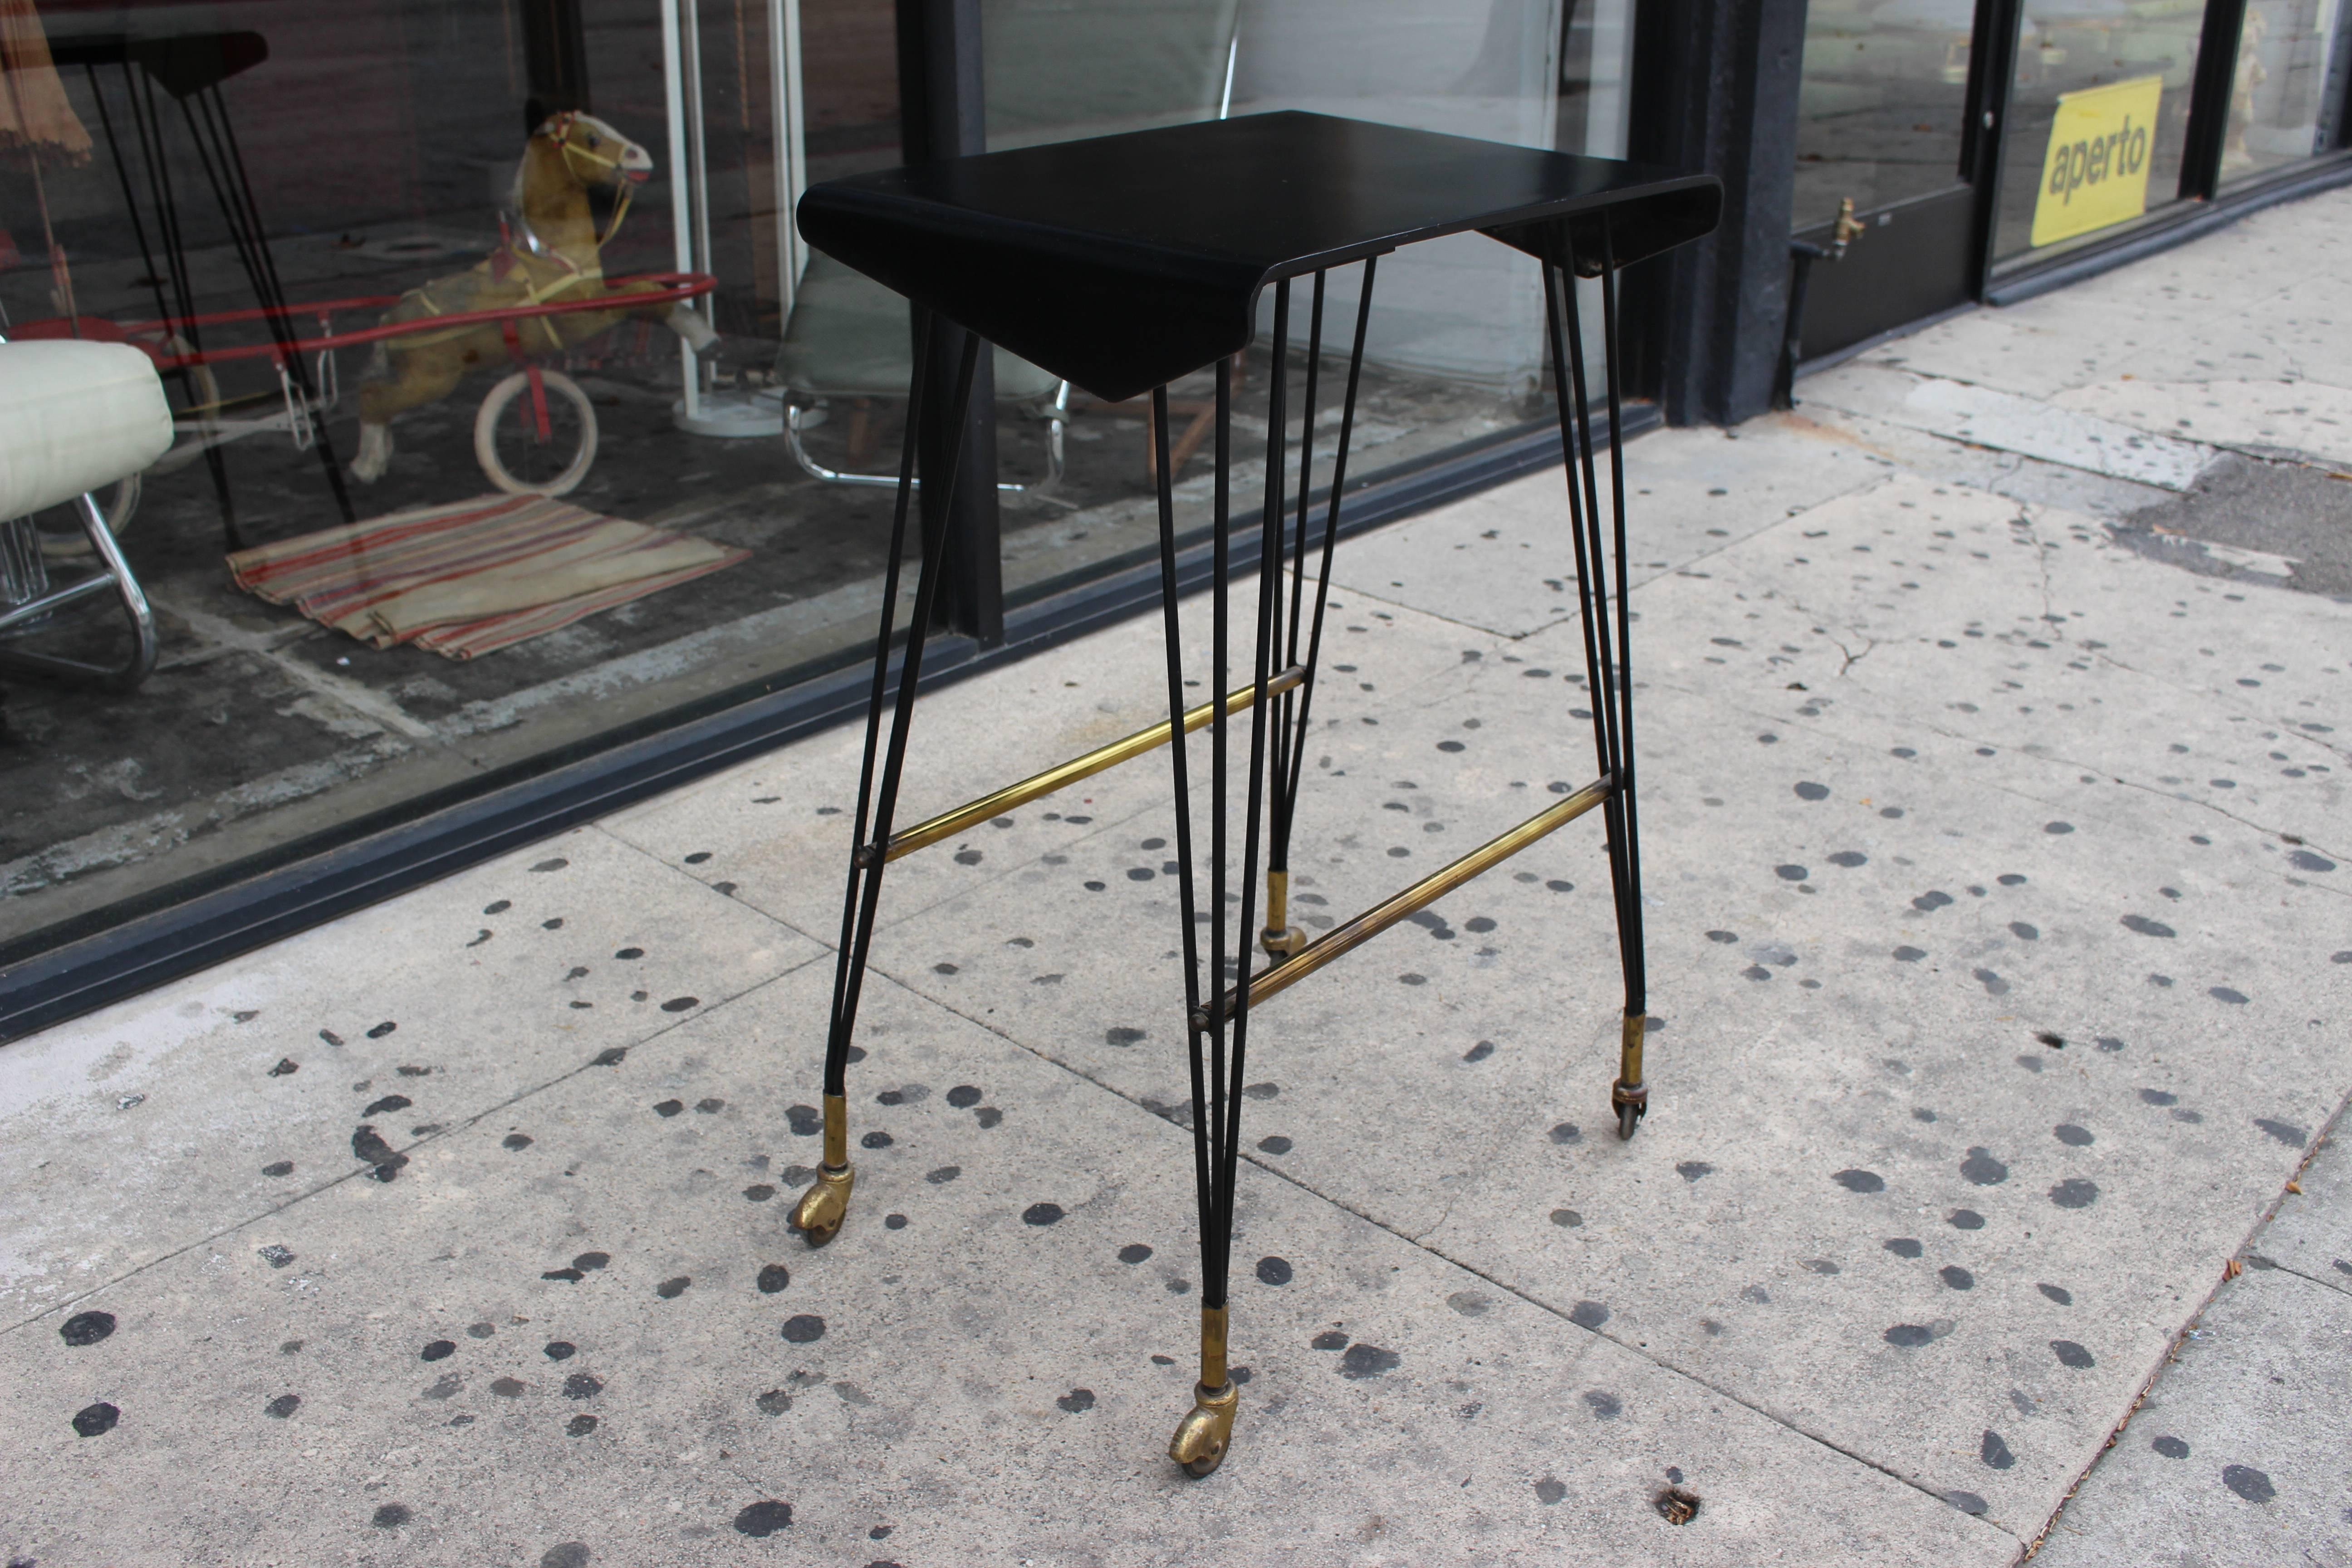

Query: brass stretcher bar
left=883, top=663, right=1308, bottom=862
left=1202, top=774, right=1614, bottom=1024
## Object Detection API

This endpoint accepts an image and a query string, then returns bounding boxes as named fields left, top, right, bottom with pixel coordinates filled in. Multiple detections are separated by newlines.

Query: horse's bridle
left=537, top=112, right=637, bottom=246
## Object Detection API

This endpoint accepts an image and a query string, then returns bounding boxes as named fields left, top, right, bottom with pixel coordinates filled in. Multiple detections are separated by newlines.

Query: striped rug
left=226, top=494, right=748, bottom=660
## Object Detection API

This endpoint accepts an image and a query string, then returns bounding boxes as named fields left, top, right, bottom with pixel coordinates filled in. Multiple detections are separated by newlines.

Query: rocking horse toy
left=348, top=109, right=719, bottom=494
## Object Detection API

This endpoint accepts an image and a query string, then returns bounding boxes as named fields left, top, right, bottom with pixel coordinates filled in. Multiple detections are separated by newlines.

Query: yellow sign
left=2031, top=76, right=2163, bottom=246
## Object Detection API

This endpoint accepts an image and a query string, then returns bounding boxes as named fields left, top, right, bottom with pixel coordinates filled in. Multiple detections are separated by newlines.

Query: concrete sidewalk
left=2, top=189, right=2346, bottom=1567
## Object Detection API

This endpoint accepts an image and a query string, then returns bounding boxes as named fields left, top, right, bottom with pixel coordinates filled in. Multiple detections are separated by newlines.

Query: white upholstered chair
left=0, top=338, right=175, bottom=690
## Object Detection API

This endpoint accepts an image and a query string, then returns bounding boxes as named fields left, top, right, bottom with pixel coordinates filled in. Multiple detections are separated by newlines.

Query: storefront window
left=0, top=0, right=843, bottom=948
left=1993, top=0, right=2210, bottom=261
left=2221, top=0, right=2352, bottom=185
left=1, top=0, right=1634, bottom=959
left=1793, top=0, right=1975, bottom=232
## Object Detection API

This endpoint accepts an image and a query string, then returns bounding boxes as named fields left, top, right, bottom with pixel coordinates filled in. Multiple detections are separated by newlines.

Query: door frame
left=1796, top=0, right=2315, bottom=362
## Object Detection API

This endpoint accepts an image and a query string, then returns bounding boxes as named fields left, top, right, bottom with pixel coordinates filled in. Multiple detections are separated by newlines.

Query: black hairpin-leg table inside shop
left=780, top=111, right=1722, bottom=1478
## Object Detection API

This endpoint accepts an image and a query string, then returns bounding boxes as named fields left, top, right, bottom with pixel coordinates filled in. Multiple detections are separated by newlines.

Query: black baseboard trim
left=0, top=403, right=1651, bottom=1042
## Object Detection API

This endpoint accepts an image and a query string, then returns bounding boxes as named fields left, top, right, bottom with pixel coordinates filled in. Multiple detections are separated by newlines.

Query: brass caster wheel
left=1169, top=1380, right=1239, bottom=1477
left=790, top=1162, right=855, bottom=1245
left=1612, top=1081, right=1647, bottom=1142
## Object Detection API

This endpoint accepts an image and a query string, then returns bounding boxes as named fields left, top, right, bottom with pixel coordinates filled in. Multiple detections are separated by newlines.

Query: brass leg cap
left=1612, top=1081, right=1647, bottom=1142
left=1259, top=925, right=1305, bottom=960
left=1170, top=1380, right=1239, bottom=1477
left=790, top=1162, right=854, bottom=1245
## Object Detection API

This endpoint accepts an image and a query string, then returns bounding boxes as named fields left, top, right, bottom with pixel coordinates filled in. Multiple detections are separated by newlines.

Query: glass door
left=1790, top=0, right=2005, bottom=359
left=1989, top=0, right=2215, bottom=262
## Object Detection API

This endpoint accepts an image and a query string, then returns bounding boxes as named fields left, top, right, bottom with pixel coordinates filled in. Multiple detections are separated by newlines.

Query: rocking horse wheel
left=475, top=368, right=599, bottom=497
left=34, top=476, right=141, bottom=564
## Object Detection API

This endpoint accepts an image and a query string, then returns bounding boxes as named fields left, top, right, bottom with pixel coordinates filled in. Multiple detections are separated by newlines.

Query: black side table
left=789, top=111, right=1719, bottom=1477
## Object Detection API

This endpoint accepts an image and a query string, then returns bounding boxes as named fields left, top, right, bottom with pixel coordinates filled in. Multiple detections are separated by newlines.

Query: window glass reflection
left=1994, top=0, right=2210, bottom=260
left=2221, top=0, right=2352, bottom=185
left=1795, top=0, right=1974, bottom=231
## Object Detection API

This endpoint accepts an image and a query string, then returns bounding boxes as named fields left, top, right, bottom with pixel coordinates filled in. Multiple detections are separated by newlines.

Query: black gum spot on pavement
left=1961, top=1148, right=2009, bottom=1185
left=733, top=1501, right=793, bottom=1537
left=59, top=1311, right=114, bottom=1347
left=2221, top=1465, right=2274, bottom=1503
left=2050, top=1179, right=2099, bottom=1209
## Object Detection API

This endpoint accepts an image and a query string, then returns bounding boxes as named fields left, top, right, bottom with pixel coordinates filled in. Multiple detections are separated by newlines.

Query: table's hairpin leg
left=1542, top=224, right=1650, bottom=1141
left=1159, top=351, right=1237, bottom=1474
left=1156, top=263, right=1379, bottom=1476
left=1259, top=272, right=1317, bottom=960
left=1150, top=382, right=1222, bottom=1467
left=1263, top=261, right=1380, bottom=959
left=794, top=316, right=983, bottom=1245
left=1595, top=217, right=1649, bottom=1138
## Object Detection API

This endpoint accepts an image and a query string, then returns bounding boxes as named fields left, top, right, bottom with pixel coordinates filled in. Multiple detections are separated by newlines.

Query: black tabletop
left=796, top=111, right=1720, bottom=402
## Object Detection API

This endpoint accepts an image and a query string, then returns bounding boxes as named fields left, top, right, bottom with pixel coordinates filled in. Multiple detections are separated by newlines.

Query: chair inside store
left=0, top=339, right=176, bottom=697
left=776, top=0, right=1242, bottom=496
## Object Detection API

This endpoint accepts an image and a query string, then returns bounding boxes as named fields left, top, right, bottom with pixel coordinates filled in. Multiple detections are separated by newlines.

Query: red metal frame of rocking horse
left=16, top=271, right=717, bottom=436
